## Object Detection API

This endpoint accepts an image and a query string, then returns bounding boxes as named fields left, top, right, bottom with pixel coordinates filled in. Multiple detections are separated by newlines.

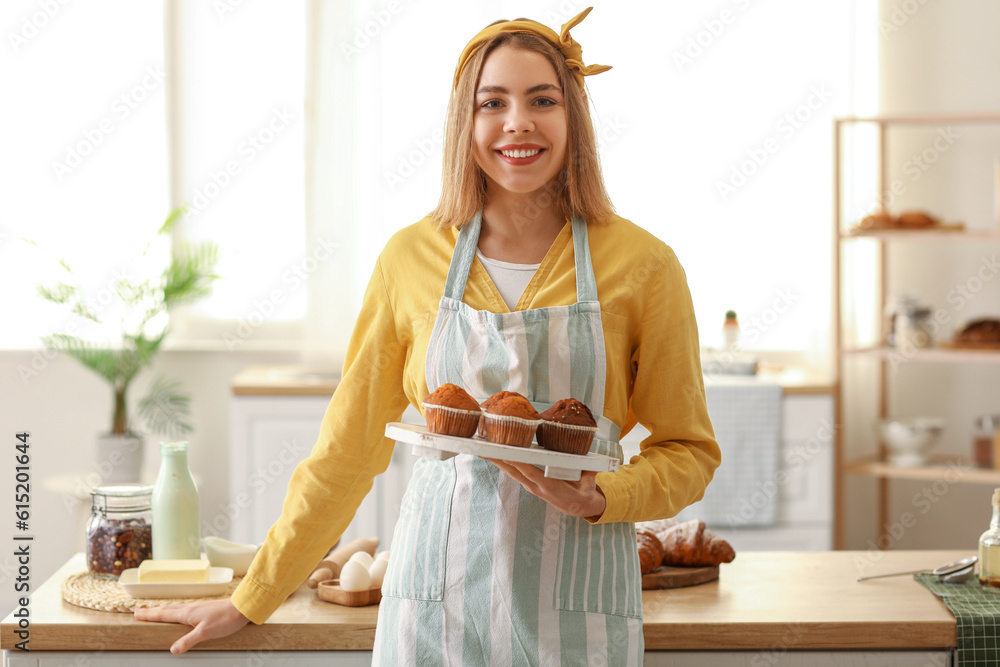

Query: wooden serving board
left=641, top=564, right=719, bottom=590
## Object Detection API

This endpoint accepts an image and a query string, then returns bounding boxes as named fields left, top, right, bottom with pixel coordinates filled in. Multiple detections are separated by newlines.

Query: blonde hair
left=430, top=29, right=615, bottom=228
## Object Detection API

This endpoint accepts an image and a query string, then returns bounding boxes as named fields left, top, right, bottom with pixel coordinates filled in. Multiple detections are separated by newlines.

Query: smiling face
left=473, top=45, right=568, bottom=198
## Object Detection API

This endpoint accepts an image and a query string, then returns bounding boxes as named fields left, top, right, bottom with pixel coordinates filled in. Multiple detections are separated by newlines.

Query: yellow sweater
left=231, top=214, right=720, bottom=623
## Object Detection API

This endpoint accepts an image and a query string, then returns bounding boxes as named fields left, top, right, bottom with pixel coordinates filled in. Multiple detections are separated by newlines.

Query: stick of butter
left=138, top=559, right=210, bottom=583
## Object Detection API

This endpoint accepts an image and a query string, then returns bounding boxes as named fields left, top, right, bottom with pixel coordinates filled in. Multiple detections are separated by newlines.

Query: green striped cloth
left=916, top=573, right=1000, bottom=665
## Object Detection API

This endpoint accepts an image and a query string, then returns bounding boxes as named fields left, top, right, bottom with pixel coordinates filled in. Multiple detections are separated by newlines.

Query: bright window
left=1, top=0, right=306, bottom=350
left=172, top=0, right=306, bottom=344
left=1, top=0, right=169, bottom=348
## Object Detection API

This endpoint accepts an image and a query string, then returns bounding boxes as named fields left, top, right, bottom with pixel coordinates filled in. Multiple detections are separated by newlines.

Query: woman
left=136, top=8, right=719, bottom=664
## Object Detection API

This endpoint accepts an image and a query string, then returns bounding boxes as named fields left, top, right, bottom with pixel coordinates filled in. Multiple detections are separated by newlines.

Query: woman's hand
left=487, top=459, right=606, bottom=518
left=133, top=598, right=251, bottom=654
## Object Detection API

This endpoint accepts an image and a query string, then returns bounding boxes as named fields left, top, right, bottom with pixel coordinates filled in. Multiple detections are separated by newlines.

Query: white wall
left=841, top=0, right=1000, bottom=551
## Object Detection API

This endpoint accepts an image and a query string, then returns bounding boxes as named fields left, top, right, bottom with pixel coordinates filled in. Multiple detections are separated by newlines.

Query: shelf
left=844, top=455, right=1000, bottom=484
left=842, top=346, right=1000, bottom=363
left=841, top=229, right=1000, bottom=240
left=836, top=113, right=1000, bottom=125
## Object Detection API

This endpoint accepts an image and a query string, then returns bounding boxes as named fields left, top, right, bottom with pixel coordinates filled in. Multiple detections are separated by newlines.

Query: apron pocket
left=552, top=516, right=643, bottom=619
left=381, top=457, right=456, bottom=601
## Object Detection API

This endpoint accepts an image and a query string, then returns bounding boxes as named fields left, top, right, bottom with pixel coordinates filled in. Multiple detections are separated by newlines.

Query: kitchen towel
left=675, top=376, right=782, bottom=528
left=916, top=573, right=1000, bottom=666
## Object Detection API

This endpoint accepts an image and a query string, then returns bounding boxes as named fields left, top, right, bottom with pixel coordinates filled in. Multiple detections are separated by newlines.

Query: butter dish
left=118, top=566, right=233, bottom=599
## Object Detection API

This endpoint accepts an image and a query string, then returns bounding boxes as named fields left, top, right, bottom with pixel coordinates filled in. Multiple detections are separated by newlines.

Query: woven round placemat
left=61, top=571, right=243, bottom=613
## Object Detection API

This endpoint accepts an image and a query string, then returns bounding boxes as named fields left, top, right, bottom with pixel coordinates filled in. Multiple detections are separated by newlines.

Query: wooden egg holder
left=316, top=579, right=381, bottom=607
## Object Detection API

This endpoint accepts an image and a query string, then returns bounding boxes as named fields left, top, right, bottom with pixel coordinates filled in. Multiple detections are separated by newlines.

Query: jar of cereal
left=87, top=484, right=153, bottom=579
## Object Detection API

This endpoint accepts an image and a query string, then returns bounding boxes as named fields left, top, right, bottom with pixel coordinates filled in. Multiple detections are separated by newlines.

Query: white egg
left=375, top=550, right=391, bottom=562
left=347, top=551, right=375, bottom=569
left=339, top=560, right=371, bottom=592
left=368, top=557, right=389, bottom=588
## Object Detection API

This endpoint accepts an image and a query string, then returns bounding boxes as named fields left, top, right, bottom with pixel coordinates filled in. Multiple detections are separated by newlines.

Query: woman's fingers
left=134, top=603, right=191, bottom=624
left=487, top=459, right=605, bottom=518
left=170, top=624, right=209, bottom=655
left=133, top=599, right=251, bottom=654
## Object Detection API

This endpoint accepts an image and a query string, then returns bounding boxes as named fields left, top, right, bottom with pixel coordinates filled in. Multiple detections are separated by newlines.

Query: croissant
left=636, top=530, right=664, bottom=574
left=656, top=519, right=736, bottom=567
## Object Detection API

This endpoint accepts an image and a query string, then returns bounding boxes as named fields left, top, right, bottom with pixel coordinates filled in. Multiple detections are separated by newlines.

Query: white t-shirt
left=475, top=250, right=540, bottom=311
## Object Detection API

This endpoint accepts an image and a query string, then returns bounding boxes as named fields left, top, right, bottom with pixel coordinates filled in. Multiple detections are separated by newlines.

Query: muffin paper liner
left=481, top=413, right=541, bottom=448
left=422, top=403, right=481, bottom=438
left=537, top=421, right=598, bottom=455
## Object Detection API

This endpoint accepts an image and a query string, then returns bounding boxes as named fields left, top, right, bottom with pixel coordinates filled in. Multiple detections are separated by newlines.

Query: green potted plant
left=37, top=208, right=219, bottom=483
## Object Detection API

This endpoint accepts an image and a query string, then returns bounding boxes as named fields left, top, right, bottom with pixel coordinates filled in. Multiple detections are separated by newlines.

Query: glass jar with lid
left=897, top=305, right=934, bottom=349
left=86, top=484, right=153, bottom=579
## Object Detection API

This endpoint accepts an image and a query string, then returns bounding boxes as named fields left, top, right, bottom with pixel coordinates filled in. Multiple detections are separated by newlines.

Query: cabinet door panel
left=229, top=397, right=421, bottom=550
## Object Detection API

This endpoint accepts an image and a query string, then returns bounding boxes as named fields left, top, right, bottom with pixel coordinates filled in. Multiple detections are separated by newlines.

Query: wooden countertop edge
left=4, top=620, right=954, bottom=652
left=1, top=622, right=378, bottom=652
left=229, top=365, right=833, bottom=397
left=231, top=385, right=337, bottom=397
left=642, top=620, right=956, bottom=650
left=231, top=382, right=834, bottom=397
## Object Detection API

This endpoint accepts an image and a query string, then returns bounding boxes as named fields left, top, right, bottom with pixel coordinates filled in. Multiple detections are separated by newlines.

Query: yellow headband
left=452, top=7, right=611, bottom=92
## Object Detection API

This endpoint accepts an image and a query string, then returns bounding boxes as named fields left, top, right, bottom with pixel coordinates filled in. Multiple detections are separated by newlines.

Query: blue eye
left=480, top=99, right=502, bottom=109
left=535, top=97, right=556, bottom=106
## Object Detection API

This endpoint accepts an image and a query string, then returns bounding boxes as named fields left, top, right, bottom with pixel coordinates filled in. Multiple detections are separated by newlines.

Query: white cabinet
left=227, top=388, right=419, bottom=550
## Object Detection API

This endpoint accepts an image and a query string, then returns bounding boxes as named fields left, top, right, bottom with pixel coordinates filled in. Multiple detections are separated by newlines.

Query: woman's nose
left=503, top=104, right=534, bottom=133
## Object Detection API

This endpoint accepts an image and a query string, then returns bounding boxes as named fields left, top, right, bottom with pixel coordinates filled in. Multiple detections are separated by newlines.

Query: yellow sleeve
left=590, top=249, right=721, bottom=524
left=230, top=257, right=411, bottom=623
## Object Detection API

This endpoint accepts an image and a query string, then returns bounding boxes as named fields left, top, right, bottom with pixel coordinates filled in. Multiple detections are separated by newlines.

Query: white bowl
left=877, top=417, right=945, bottom=467
left=201, top=536, right=260, bottom=576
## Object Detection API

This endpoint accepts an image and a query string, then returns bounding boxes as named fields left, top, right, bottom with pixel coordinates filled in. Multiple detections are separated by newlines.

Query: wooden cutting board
left=641, top=564, right=719, bottom=590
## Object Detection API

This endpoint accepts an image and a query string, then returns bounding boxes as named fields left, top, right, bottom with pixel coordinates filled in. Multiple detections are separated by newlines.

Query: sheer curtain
left=166, top=0, right=307, bottom=347
left=306, top=0, right=875, bottom=370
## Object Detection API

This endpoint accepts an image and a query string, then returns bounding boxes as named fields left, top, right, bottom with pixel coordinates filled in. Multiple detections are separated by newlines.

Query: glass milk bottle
left=979, top=488, right=1000, bottom=588
left=152, top=441, right=201, bottom=560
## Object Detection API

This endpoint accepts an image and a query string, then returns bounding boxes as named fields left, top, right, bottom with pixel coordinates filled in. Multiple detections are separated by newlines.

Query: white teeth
left=500, top=148, right=541, bottom=158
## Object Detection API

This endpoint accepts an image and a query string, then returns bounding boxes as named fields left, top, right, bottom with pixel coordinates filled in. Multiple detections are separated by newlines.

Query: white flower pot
left=94, top=433, right=144, bottom=484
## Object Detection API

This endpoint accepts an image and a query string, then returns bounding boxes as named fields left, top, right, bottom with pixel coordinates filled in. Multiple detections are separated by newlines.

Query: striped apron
left=372, top=212, right=644, bottom=666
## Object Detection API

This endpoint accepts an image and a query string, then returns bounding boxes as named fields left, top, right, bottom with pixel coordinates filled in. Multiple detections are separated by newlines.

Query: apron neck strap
left=443, top=212, right=599, bottom=303
left=570, top=216, right=598, bottom=302
left=443, top=211, right=482, bottom=301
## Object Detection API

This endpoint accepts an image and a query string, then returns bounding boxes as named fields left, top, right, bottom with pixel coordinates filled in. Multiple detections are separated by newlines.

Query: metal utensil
left=856, top=555, right=978, bottom=582
left=941, top=565, right=976, bottom=584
